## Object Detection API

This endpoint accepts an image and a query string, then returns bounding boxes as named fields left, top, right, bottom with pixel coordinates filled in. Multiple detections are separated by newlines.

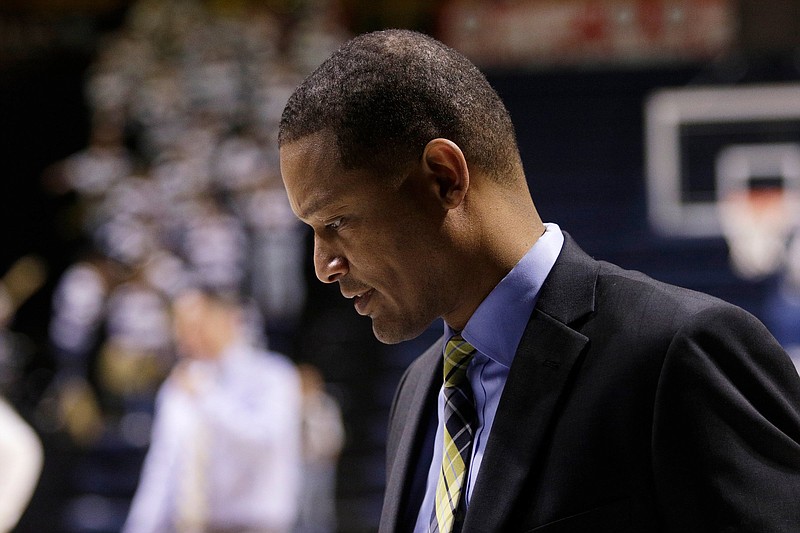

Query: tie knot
left=443, top=335, right=476, bottom=387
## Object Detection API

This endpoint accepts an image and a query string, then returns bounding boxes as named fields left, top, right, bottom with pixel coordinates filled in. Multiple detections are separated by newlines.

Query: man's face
left=172, top=291, right=236, bottom=359
left=280, top=132, right=452, bottom=344
left=172, top=291, right=214, bottom=359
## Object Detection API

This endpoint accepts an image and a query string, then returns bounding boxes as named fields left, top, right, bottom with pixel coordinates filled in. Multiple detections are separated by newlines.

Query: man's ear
left=420, top=138, right=469, bottom=209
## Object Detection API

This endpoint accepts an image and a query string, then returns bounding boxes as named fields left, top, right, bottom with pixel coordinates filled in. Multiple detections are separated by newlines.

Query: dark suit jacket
left=380, top=234, right=800, bottom=532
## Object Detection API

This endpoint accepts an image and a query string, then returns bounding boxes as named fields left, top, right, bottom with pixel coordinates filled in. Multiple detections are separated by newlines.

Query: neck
left=443, top=204, right=545, bottom=331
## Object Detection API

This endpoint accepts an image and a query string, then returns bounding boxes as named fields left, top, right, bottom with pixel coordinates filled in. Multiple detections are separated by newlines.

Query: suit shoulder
left=595, top=260, right=742, bottom=328
left=594, top=261, right=793, bottom=373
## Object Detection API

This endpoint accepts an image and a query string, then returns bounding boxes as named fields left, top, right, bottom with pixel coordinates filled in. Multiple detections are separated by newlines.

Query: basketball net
left=718, top=188, right=800, bottom=280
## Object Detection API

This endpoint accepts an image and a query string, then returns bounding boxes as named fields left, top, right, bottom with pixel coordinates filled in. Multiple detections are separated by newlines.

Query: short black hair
left=279, top=29, right=522, bottom=183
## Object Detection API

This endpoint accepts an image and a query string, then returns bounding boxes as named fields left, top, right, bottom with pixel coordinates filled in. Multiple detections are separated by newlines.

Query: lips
left=353, top=289, right=374, bottom=315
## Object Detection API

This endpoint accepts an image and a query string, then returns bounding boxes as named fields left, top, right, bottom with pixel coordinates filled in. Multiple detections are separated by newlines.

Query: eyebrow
left=296, top=194, right=327, bottom=221
left=296, top=191, right=346, bottom=223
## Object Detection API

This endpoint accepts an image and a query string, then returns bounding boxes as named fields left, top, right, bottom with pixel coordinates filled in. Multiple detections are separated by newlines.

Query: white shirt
left=124, top=342, right=302, bottom=532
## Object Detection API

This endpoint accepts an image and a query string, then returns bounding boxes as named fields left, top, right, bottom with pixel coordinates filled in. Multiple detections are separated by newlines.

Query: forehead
left=280, top=131, right=372, bottom=221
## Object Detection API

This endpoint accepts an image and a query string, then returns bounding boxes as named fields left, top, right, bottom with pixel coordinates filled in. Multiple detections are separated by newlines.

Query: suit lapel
left=464, top=234, right=599, bottom=531
left=380, top=338, right=443, bottom=533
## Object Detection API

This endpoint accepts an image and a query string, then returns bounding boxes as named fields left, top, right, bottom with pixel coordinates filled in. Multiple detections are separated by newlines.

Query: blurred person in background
left=279, top=29, right=800, bottom=532
left=295, top=364, right=344, bottom=533
left=0, top=256, right=46, bottom=533
left=124, top=286, right=302, bottom=533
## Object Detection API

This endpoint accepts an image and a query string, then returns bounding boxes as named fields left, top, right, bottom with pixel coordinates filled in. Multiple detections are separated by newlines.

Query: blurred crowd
left=2, top=0, right=796, bottom=530
left=39, top=0, right=340, bottom=446
left=4, top=0, right=352, bottom=531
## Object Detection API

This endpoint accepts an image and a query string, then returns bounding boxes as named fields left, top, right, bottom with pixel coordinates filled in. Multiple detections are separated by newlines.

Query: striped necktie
left=430, top=335, right=477, bottom=533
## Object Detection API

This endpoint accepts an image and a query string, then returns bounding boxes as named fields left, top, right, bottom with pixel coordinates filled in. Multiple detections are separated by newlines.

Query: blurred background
left=1, top=0, right=799, bottom=532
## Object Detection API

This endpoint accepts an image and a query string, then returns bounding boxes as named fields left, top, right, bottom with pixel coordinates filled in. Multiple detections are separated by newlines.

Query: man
left=278, top=29, right=800, bottom=532
left=124, top=287, right=302, bottom=533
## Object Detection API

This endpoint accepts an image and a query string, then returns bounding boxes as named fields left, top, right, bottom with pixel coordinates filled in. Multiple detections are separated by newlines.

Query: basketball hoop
left=718, top=187, right=800, bottom=279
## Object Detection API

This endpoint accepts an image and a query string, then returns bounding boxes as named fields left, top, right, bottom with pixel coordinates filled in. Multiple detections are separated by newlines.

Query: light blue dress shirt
left=413, top=223, right=564, bottom=531
left=124, top=342, right=302, bottom=533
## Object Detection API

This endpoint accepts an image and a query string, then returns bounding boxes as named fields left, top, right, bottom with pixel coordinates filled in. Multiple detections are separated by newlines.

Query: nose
left=314, top=237, right=348, bottom=283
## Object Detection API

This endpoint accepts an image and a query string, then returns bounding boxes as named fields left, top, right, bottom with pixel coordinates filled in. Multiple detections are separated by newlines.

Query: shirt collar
left=444, top=223, right=564, bottom=368
left=215, top=339, right=253, bottom=371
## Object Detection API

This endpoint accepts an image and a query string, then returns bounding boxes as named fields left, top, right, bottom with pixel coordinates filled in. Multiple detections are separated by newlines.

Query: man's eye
left=325, top=218, right=343, bottom=231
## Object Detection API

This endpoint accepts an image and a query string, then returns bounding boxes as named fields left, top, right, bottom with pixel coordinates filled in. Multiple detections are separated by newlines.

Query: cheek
left=357, top=215, right=437, bottom=287
left=389, top=251, right=440, bottom=301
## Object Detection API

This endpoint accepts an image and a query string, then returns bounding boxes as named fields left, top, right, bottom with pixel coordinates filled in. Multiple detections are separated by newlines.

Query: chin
left=371, top=317, right=432, bottom=345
